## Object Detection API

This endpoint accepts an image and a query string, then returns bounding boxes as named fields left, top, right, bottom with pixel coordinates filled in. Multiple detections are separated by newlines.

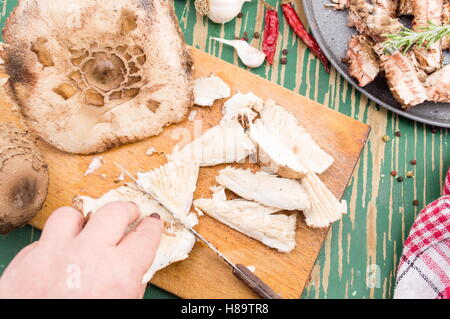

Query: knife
left=115, top=163, right=282, bottom=299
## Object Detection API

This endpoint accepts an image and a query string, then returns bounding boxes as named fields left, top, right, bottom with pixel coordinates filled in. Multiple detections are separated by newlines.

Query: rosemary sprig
left=382, top=21, right=450, bottom=55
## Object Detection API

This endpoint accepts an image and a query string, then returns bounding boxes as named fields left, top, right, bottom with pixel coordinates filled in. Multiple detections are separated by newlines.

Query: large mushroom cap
left=0, top=123, right=48, bottom=234
left=3, top=0, right=193, bottom=154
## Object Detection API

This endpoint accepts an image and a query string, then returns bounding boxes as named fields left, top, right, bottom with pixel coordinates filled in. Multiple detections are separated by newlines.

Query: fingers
left=5, top=242, right=38, bottom=269
left=79, top=201, right=141, bottom=246
left=117, top=214, right=163, bottom=273
left=40, top=207, right=85, bottom=243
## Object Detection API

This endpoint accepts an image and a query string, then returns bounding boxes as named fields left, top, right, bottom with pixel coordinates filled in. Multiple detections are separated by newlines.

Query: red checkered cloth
left=394, top=168, right=450, bottom=299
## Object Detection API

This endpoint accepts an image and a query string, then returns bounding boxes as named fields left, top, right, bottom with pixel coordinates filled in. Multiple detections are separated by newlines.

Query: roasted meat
left=397, top=0, right=413, bottom=15
left=348, top=0, right=403, bottom=42
left=425, top=64, right=450, bottom=102
left=375, top=45, right=428, bottom=108
left=371, top=0, right=399, bottom=16
left=411, top=0, right=443, bottom=73
left=443, top=1, right=450, bottom=50
left=345, top=35, right=380, bottom=86
left=331, top=0, right=449, bottom=109
left=325, top=0, right=348, bottom=10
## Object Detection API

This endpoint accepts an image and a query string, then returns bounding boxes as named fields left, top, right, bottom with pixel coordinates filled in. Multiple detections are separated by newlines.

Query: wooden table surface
left=0, top=0, right=449, bottom=299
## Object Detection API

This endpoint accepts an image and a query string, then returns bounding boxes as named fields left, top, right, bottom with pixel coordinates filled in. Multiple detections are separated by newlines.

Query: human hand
left=0, top=202, right=163, bottom=299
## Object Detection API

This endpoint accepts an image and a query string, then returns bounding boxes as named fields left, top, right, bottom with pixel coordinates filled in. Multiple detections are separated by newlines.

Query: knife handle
left=232, top=264, right=282, bottom=299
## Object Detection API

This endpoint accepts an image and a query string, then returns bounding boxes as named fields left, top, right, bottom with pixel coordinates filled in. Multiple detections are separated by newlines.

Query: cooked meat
left=301, top=171, right=347, bottom=228
left=375, top=45, right=428, bottom=108
left=216, top=167, right=310, bottom=211
left=371, top=0, right=399, bottom=16
left=73, top=186, right=197, bottom=283
left=411, top=0, right=443, bottom=73
left=397, top=0, right=413, bottom=15
left=345, top=35, right=380, bottom=86
left=348, top=0, right=402, bottom=42
left=169, top=120, right=256, bottom=166
left=425, top=64, right=450, bottom=102
left=136, top=160, right=200, bottom=224
left=325, top=0, right=348, bottom=10
left=407, top=51, right=429, bottom=82
left=443, top=1, right=450, bottom=50
left=3, top=0, right=193, bottom=154
left=194, top=186, right=297, bottom=253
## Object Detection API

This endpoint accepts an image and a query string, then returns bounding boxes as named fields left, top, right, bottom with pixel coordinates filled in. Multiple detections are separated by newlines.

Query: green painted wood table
left=0, top=0, right=449, bottom=299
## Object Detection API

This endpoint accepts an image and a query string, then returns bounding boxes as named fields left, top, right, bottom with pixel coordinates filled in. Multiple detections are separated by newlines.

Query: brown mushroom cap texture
left=2, top=0, right=193, bottom=154
left=0, top=123, right=48, bottom=234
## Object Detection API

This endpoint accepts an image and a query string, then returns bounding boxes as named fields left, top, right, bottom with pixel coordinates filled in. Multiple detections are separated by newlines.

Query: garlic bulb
left=211, top=37, right=266, bottom=68
left=195, top=0, right=252, bottom=24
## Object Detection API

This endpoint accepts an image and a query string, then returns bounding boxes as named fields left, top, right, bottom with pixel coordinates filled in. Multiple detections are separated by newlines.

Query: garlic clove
left=211, top=37, right=265, bottom=68
left=196, top=0, right=252, bottom=24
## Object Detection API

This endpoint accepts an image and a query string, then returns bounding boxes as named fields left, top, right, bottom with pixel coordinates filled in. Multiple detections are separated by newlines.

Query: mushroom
left=0, top=123, right=48, bottom=234
left=3, top=0, right=193, bottom=154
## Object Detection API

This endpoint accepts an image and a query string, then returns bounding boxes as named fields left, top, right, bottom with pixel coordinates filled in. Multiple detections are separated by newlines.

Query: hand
left=0, top=202, right=163, bottom=299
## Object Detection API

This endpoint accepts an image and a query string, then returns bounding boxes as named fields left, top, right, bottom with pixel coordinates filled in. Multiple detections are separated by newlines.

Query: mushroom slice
left=301, top=171, right=347, bottom=228
left=216, top=167, right=310, bottom=211
left=249, top=100, right=334, bottom=177
left=73, top=185, right=196, bottom=283
left=194, top=74, right=230, bottom=106
left=194, top=187, right=296, bottom=253
left=136, top=160, right=200, bottom=225
left=169, top=120, right=256, bottom=166
left=221, top=92, right=263, bottom=124
left=3, top=0, right=193, bottom=154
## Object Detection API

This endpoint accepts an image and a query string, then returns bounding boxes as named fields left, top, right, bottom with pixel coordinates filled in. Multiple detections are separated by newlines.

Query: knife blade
left=115, top=162, right=282, bottom=299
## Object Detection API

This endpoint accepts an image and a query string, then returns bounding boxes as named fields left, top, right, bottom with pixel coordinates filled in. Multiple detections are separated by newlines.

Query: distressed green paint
left=0, top=0, right=448, bottom=299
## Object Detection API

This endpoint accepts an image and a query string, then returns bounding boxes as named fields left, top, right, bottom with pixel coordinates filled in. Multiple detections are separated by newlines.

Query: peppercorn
left=431, top=127, right=438, bottom=134
left=413, top=200, right=419, bottom=206
left=254, top=32, right=260, bottom=39
left=280, top=57, right=287, bottom=64
left=243, top=31, right=248, bottom=37
left=406, top=171, right=414, bottom=178
left=391, top=170, right=397, bottom=177
left=395, top=131, right=401, bottom=137
left=397, top=176, right=404, bottom=182
left=237, top=12, right=243, bottom=18
left=410, top=159, right=417, bottom=165
left=282, top=49, right=288, bottom=55
left=382, top=135, right=390, bottom=142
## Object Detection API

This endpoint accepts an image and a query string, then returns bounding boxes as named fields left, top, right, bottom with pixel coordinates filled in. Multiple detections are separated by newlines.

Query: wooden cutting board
left=0, top=47, right=370, bottom=299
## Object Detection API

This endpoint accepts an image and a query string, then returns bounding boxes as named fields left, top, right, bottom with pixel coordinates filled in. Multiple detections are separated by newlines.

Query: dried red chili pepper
left=281, top=0, right=330, bottom=72
left=261, top=1, right=279, bottom=65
